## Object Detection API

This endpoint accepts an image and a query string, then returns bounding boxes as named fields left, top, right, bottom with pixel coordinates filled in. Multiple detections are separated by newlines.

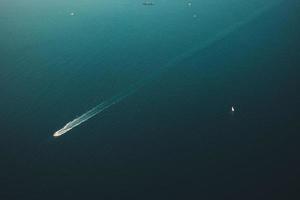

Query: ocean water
left=1, top=0, right=300, bottom=199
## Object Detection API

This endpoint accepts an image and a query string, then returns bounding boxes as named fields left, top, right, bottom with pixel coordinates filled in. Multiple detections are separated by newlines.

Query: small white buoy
left=187, top=2, right=192, bottom=7
left=231, top=106, right=235, bottom=112
left=70, top=12, right=75, bottom=16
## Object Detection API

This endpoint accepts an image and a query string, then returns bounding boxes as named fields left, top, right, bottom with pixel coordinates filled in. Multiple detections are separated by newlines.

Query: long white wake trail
left=53, top=1, right=282, bottom=137
left=53, top=102, right=106, bottom=137
left=53, top=87, right=137, bottom=137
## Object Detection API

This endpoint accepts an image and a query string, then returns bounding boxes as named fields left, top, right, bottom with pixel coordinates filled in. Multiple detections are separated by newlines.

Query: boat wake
left=53, top=0, right=282, bottom=137
left=53, top=86, right=138, bottom=137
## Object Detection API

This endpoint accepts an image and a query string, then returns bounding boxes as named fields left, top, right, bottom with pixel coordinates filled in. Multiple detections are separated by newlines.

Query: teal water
left=1, top=0, right=300, bottom=199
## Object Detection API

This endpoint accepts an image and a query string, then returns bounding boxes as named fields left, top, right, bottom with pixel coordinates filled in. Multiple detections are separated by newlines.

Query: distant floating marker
left=231, top=106, right=235, bottom=112
left=143, top=1, right=154, bottom=6
left=187, top=2, right=192, bottom=7
left=70, top=12, right=75, bottom=16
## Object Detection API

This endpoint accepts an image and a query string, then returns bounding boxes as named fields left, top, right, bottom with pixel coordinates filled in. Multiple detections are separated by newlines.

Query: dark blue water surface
left=1, top=0, right=300, bottom=199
